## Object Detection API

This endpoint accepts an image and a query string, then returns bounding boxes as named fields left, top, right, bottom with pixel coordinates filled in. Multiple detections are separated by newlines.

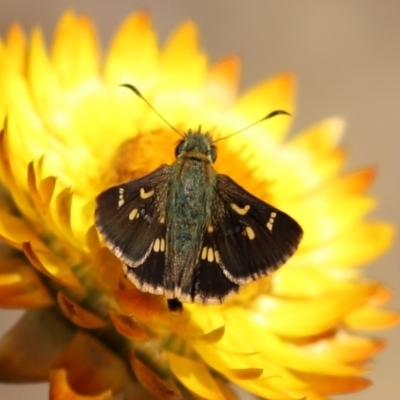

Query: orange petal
left=214, top=377, right=239, bottom=400
left=206, top=56, right=240, bottom=106
left=369, top=285, right=394, bottom=306
left=325, top=167, right=376, bottom=195
left=226, top=368, right=263, bottom=380
left=22, top=242, right=84, bottom=291
left=315, top=333, right=384, bottom=364
left=109, top=311, right=150, bottom=341
left=105, top=12, right=159, bottom=86
left=304, top=393, right=329, bottom=400
left=91, top=248, right=122, bottom=291
left=167, top=352, right=225, bottom=400
left=50, top=369, right=113, bottom=400
left=5, top=23, right=27, bottom=73
left=85, top=224, right=101, bottom=254
left=130, top=354, right=182, bottom=400
left=115, top=288, right=169, bottom=327
left=57, top=291, right=107, bottom=329
left=296, top=373, right=370, bottom=395
left=52, top=330, right=130, bottom=396
left=0, top=258, right=54, bottom=308
left=51, top=11, right=100, bottom=88
left=345, top=307, right=400, bottom=329
left=0, top=309, right=75, bottom=381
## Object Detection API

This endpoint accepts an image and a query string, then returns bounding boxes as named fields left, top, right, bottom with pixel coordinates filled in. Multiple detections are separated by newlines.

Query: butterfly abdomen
left=165, top=153, right=216, bottom=299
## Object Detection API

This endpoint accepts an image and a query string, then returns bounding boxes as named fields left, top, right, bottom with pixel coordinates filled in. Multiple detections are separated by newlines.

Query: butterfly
left=95, top=86, right=303, bottom=312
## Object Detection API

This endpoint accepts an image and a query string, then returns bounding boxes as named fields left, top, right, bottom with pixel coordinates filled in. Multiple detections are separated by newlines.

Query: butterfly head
left=175, top=130, right=217, bottom=164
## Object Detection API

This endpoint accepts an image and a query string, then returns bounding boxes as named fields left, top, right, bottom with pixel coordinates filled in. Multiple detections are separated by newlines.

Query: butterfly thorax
left=165, top=132, right=216, bottom=299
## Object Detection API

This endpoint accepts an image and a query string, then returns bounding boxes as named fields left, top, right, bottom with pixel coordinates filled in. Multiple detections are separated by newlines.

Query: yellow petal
left=105, top=12, right=159, bottom=87
left=27, top=27, right=66, bottom=132
left=270, top=118, right=346, bottom=198
left=0, top=127, right=38, bottom=222
left=291, top=222, right=394, bottom=272
left=0, top=210, right=46, bottom=250
left=290, top=117, right=344, bottom=153
left=292, top=193, right=376, bottom=248
left=52, top=187, right=77, bottom=246
left=51, top=10, right=100, bottom=88
left=27, top=160, right=56, bottom=215
left=22, top=242, right=84, bottom=291
left=272, top=266, right=356, bottom=298
left=252, top=284, right=378, bottom=337
left=234, top=73, right=294, bottom=141
left=167, top=352, right=225, bottom=400
left=161, top=21, right=207, bottom=90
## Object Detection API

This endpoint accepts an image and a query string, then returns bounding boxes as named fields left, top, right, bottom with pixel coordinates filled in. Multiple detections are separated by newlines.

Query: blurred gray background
left=0, top=1, right=399, bottom=399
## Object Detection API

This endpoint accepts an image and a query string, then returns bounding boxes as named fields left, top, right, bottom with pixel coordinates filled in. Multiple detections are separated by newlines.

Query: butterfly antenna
left=120, top=84, right=184, bottom=138
left=212, top=110, right=291, bottom=143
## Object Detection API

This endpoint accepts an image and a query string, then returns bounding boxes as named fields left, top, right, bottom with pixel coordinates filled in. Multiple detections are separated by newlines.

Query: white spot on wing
left=129, top=208, right=138, bottom=220
left=153, top=238, right=160, bottom=252
left=207, top=247, right=214, bottom=262
left=245, top=226, right=255, bottom=240
left=201, top=246, right=207, bottom=260
left=140, top=187, right=155, bottom=199
left=118, top=188, right=125, bottom=207
left=231, top=203, right=250, bottom=215
left=267, top=211, right=277, bottom=231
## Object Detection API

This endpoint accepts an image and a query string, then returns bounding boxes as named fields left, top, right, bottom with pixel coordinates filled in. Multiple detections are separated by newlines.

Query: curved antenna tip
left=213, top=110, right=291, bottom=143
left=119, top=84, right=184, bottom=138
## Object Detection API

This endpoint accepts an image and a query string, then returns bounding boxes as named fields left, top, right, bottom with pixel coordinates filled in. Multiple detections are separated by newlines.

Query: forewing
left=95, top=165, right=169, bottom=273
left=213, top=174, right=303, bottom=284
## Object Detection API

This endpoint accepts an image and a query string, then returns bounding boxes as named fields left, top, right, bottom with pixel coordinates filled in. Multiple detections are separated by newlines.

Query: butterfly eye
left=175, top=141, right=185, bottom=158
left=210, top=146, right=217, bottom=162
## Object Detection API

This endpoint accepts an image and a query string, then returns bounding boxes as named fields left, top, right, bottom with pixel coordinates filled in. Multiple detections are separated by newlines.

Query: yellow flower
left=0, top=10, right=398, bottom=400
